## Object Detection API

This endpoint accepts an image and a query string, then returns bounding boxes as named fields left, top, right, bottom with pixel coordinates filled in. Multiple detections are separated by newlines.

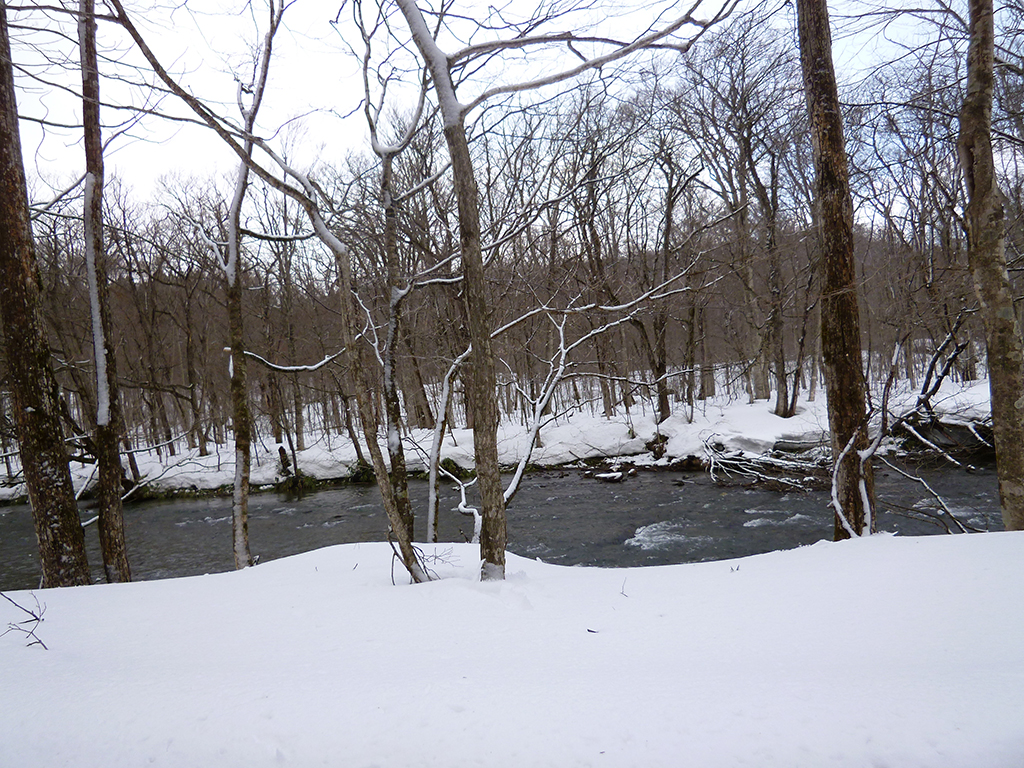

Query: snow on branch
left=240, top=348, right=345, bottom=374
left=237, top=227, right=316, bottom=243
left=876, top=456, right=977, bottom=534
left=461, top=0, right=739, bottom=116
left=830, top=431, right=862, bottom=539
left=703, top=436, right=827, bottom=491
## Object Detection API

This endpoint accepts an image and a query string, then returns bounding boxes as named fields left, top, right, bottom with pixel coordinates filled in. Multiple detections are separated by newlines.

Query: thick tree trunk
left=227, top=274, right=253, bottom=568
left=0, top=4, right=91, bottom=587
left=796, top=0, right=875, bottom=538
left=80, top=0, right=131, bottom=582
left=959, top=0, right=1024, bottom=531
left=444, top=119, right=507, bottom=579
left=396, top=0, right=506, bottom=578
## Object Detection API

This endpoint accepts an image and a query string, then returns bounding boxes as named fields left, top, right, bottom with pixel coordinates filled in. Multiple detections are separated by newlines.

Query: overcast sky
left=9, top=0, right=929, bottom=201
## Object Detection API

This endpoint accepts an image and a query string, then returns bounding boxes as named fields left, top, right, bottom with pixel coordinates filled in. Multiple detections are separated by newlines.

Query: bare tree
left=959, top=0, right=1024, bottom=530
left=0, top=1, right=91, bottom=587
left=79, top=0, right=130, bottom=582
left=796, top=0, right=875, bottom=538
left=188, top=3, right=290, bottom=570
left=393, top=0, right=734, bottom=578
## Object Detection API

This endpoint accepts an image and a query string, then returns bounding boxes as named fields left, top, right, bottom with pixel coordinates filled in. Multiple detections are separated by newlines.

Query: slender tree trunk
left=340, top=392, right=367, bottom=468
left=80, top=0, right=130, bottom=582
left=331, top=249, right=426, bottom=581
left=291, top=375, right=305, bottom=451
left=796, top=0, right=875, bottom=538
left=267, top=374, right=283, bottom=443
left=380, top=153, right=414, bottom=542
left=0, top=4, right=91, bottom=587
left=402, top=329, right=435, bottom=430
left=595, top=335, right=616, bottom=417
left=683, top=293, right=697, bottom=417
left=748, top=149, right=790, bottom=417
left=185, top=324, right=207, bottom=456
left=959, top=0, right=1024, bottom=531
left=218, top=3, right=288, bottom=570
left=698, top=307, right=716, bottom=400
left=654, top=156, right=679, bottom=424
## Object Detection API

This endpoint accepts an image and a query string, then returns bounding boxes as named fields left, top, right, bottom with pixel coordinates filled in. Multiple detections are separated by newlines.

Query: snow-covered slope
left=2, top=531, right=1022, bottom=767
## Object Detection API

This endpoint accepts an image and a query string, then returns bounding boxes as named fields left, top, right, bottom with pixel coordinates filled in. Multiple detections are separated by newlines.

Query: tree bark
left=226, top=259, right=253, bottom=568
left=958, top=0, right=1024, bottom=531
left=380, top=152, right=414, bottom=542
left=0, top=3, right=91, bottom=587
left=80, top=0, right=131, bottom=582
left=747, top=153, right=791, bottom=417
left=396, top=0, right=506, bottom=578
left=444, top=118, right=507, bottom=579
left=796, top=0, right=875, bottom=538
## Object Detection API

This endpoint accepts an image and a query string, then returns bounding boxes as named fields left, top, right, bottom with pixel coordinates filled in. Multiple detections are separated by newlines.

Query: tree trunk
left=291, top=375, right=305, bottom=452
left=747, top=147, right=790, bottom=417
left=380, top=153, right=414, bottom=542
left=0, top=5, right=91, bottom=587
left=698, top=308, right=716, bottom=400
left=444, top=118, right=507, bottom=579
left=958, top=0, right=1024, bottom=531
left=227, top=267, right=253, bottom=568
left=796, top=0, right=875, bottom=538
left=80, top=0, right=131, bottom=582
left=402, top=331, right=436, bottom=430
left=185, top=323, right=207, bottom=456
left=396, top=0, right=506, bottom=578
left=327, top=232, right=427, bottom=581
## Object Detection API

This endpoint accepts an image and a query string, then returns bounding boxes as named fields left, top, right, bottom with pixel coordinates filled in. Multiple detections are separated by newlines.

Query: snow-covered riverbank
left=2, top=532, right=1022, bottom=767
left=0, top=379, right=992, bottom=504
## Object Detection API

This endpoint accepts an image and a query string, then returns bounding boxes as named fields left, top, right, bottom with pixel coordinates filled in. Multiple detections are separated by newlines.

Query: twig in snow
left=1, top=592, right=48, bottom=650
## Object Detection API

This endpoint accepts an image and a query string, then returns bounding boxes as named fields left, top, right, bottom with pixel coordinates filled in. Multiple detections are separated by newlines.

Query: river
left=0, top=462, right=1003, bottom=591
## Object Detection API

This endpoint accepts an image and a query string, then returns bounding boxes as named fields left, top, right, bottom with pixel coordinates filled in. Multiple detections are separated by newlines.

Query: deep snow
left=1, top=379, right=1020, bottom=765
left=2, top=533, right=1022, bottom=767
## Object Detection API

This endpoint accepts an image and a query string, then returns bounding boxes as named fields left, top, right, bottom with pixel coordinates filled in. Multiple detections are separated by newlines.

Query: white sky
left=9, top=0, right=930, bottom=201
left=13, top=0, right=366, bottom=197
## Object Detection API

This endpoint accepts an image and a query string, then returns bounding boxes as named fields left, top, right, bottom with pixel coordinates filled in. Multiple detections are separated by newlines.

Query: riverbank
left=2, top=532, right=1021, bottom=767
left=0, top=379, right=991, bottom=505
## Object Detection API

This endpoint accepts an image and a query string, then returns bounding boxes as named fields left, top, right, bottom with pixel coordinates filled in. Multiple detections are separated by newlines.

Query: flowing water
left=0, top=462, right=1003, bottom=591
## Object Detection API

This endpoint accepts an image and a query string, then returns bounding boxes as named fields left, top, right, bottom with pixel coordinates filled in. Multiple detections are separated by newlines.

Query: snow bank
left=2, top=531, right=1022, bottom=767
left=0, top=378, right=992, bottom=502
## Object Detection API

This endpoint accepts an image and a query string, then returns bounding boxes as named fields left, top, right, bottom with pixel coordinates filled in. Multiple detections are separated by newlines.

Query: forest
left=2, top=0, right=1023, bottom=586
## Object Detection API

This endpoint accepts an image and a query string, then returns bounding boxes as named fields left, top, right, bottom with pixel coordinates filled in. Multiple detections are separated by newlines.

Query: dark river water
left=0, top=463, right=1003, bottom=591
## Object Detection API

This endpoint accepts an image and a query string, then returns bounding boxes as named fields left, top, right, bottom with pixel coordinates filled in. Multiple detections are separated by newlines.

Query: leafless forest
left=2, top=0, right=1023, bottom=584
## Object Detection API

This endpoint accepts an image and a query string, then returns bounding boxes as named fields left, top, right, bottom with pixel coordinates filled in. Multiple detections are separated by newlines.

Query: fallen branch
left=703, top=436, right=828, bottom=491
left=1, top=592, right=48, bottom=650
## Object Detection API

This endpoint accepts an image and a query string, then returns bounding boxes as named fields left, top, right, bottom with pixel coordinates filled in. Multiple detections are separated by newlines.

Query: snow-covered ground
left=2, top=379, right=1019, bottom=765
left=2, top=533, right=1022, bottom=767
left=0, top=377, right=993, bottom=503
